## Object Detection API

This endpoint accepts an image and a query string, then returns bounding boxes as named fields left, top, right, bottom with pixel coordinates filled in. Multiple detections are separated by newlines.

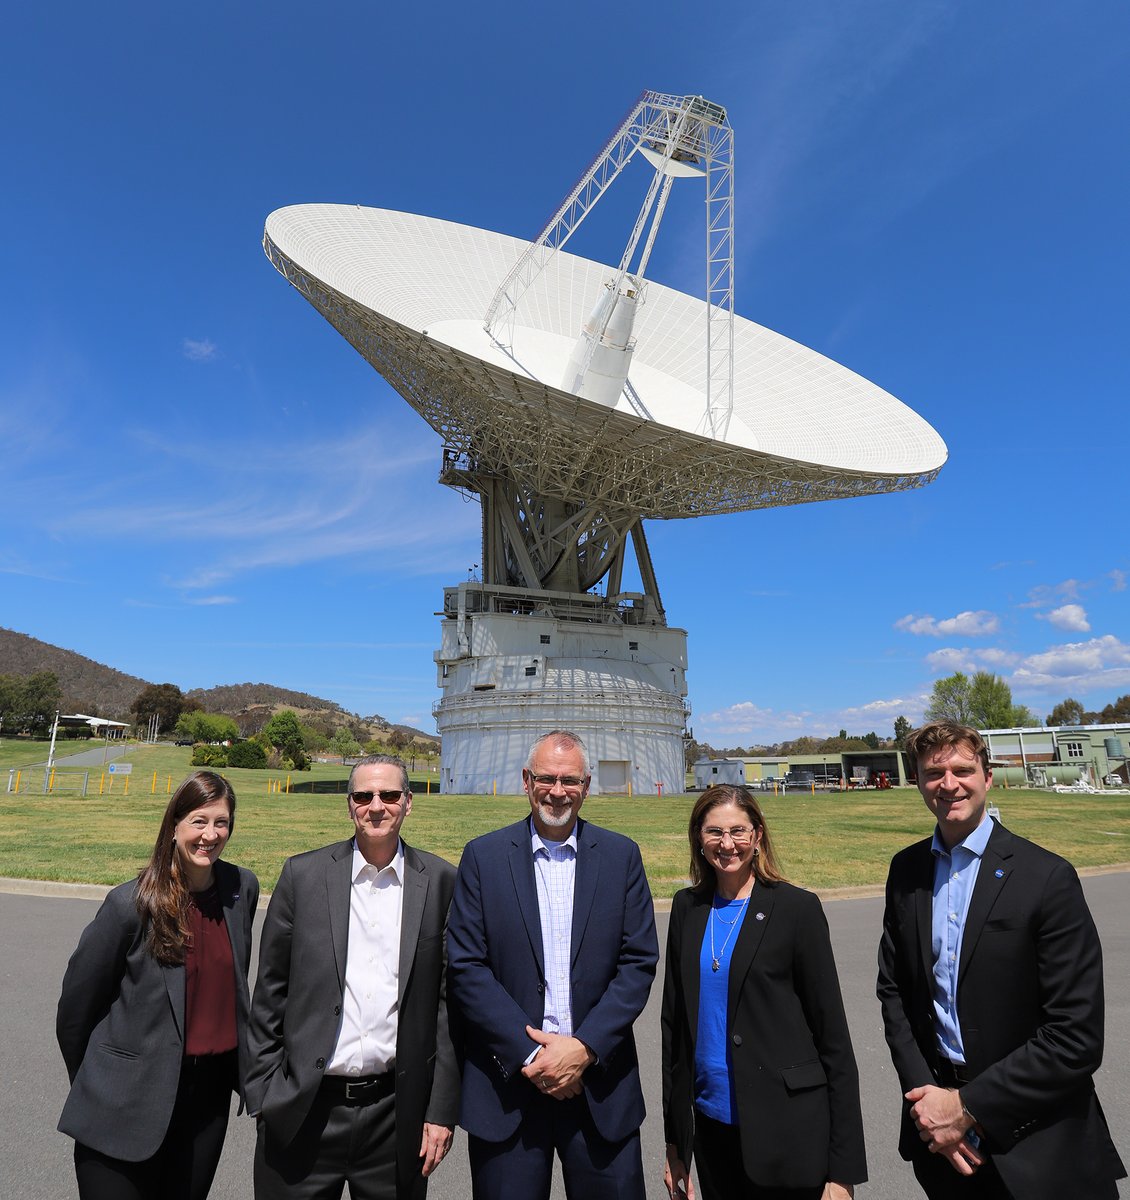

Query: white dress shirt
left=326, top=840, right=404, bottom=1076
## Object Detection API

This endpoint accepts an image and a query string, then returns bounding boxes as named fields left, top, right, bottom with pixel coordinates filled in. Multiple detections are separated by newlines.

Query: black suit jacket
left=447, top=817, right=658, bottom=1144
left=661, top=881, right=866, bottom=1189
left=56, top=859, right=259, bottom=1160
left=246, top=839, right=458, bottom=1199
left=877, top=819, right=1126, bottom=1196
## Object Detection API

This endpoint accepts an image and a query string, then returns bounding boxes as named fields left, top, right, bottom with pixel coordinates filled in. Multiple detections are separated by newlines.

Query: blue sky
left=2, top=1, right=1126, bottom=743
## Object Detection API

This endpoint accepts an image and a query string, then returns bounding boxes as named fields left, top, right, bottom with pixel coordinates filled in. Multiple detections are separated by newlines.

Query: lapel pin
left=994, top=868, right=1004, bottom=878
left=755, top=912, right=765, bottom=921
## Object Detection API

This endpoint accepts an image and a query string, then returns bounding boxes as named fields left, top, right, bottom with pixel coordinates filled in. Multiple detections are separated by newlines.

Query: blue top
left=694, top=894, right=750, bottom=1124
left=931, top=814, right=994, bottom=1064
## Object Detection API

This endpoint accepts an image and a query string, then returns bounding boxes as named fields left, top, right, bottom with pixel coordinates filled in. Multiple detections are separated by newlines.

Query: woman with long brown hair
left=661, top=784, right=866, bottom=1199
left=57, top=770, right=259, bottom=1200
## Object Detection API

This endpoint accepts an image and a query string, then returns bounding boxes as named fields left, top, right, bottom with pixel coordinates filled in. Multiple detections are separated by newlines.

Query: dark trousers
left=254, top=1084, right=397, bottom=1200
left=74, top=1052, right=235, bottom=1200
left=693, top=1109, right=824, bottom=1200
left=468, top=1092, right=645, bottom=1200
left=911, top=1148, right=1013, bottom=1200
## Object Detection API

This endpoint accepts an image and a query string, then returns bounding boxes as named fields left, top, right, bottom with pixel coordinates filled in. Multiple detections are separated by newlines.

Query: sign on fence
left=108, top=762, right=133, bottom=775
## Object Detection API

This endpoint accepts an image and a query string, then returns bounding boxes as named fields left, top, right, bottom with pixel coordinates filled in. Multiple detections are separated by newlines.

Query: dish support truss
left=483, top=90, right=735, bottom=441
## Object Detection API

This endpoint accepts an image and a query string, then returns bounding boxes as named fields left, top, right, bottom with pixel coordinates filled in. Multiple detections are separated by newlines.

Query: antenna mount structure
left=262, top=90, right=945, bottom=795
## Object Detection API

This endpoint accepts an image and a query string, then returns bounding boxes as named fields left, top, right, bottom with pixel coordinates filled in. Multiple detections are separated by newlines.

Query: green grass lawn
left=2, top=741, right=1128, bottom=896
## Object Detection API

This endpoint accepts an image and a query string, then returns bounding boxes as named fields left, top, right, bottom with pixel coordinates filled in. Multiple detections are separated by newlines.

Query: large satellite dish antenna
left=264, top=90, right=946, bottom=795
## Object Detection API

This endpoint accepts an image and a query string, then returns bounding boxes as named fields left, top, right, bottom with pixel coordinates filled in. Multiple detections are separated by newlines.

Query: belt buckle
left=344, top=1079, right=371, bottom=1101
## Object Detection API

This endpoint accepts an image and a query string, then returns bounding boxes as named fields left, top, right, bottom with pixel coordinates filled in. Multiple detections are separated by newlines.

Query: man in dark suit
left=246, top=755, right=457, bottom=1200
left=447, top=729, right=659, bottom=1200
left=877, top=720, right=1125, bottom=1199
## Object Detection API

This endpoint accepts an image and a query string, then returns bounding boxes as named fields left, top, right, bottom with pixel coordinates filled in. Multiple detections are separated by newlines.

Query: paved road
left=8, top=743, right=132, bottom=778
left=3, top=876, right=1126, bottom=1199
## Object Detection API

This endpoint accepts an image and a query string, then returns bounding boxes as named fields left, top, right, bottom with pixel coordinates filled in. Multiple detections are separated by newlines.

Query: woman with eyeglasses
left=56, top=770, right=259, bottom=1200
left=661, top=784, right=866, bottom=1200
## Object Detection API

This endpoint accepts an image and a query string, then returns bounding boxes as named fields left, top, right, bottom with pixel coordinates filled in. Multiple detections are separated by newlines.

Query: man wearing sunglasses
left=448, top=729, right=659, bottom=1199
left=247, top=755, right=457, bottom=1200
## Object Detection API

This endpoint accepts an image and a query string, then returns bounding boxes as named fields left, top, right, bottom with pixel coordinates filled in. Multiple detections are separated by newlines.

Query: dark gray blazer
left=245, top=839, right=458, bottom=1200
left=56, top=859, right=259, bottom=1161
left=878, top=821, right=1126, bottom=1197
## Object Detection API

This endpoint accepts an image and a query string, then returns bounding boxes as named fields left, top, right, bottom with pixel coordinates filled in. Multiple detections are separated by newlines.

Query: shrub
left=191, top=743, right=228, bottom=768
left=227, top=741, right=268, bottom=769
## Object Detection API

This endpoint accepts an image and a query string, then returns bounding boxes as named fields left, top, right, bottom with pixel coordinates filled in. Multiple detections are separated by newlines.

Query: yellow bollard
left=49, top=768, right=56, bottom=792
left=99, top=773, right=104, bottom=795
left=426, top=778, right=430, bottom=794
left=15, top=769, right=21, bottom=793
left=167, top=776, right=172, bottom=793
left=125, top=777, right=130, bottom=795
left=493, top=780, right=497, bottom=796
left=811, top=781, right=816, bottom=795
left=286, top=775, right=291, bottom=794
left=152, top=771, right=157, bottom=794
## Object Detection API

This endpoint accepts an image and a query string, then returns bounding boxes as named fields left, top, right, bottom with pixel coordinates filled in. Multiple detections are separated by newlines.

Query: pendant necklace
left=710, top=891, right=751, bottom=972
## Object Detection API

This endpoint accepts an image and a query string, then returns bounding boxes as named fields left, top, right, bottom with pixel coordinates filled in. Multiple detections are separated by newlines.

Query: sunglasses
left=349, top=790, right=406, bottom=806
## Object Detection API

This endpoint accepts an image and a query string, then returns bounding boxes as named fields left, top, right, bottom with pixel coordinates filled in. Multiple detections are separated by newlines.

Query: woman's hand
left=664, top=1143, right=695, bottom=1199
left=821, top=1183, right=853, bottom=1200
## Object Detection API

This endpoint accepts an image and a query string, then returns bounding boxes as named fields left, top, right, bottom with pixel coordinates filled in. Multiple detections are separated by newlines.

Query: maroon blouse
left=184, top=882, right=237, bottom=1056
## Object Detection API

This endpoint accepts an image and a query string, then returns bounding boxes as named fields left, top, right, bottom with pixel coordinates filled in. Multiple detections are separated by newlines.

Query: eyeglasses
left=701, top=826, right=756, bottom=844
left=349, top=790, right=406, bottom=806
left=528, top=773, right=587, bottom=791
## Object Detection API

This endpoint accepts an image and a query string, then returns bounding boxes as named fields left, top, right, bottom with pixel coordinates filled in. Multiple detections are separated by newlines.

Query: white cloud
left=923, top=646, right=1021, bottom=674
left=1037, top=604, right=1090, bottom=633
left=186, top=595, right=237, bottom=606
left=977, top=648, right=1022, bottom=668
left=697, top=693, right=929, bottom=743
left=895, top=610, right=999, bottom=637
left=698, top=701, right=810, bottom=740
left=916, top=636, right=1130, bottom=705
left=46, top=423, right=480, bottom=587
left=1011, top=636, right=1130, bottom=690
left=924, top=647, right=978, bottom=673
left=1110, top=569, right=1127, bottom=593
left=1021, top=579, right=1081, bottom=609
left=182, top=338, right=217, bottom=362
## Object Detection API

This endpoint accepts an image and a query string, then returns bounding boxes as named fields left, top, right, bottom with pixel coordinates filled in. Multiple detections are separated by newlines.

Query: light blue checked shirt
left=930, top=814, right=994, bottom=1064
left=530, top=819, right=578, bottom=1038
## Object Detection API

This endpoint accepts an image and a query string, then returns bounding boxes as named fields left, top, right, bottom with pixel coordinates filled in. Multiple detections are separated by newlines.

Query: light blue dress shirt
left=531, top=820, right=578, bottom=1038
left=931, top=815, right=994, bottom=1064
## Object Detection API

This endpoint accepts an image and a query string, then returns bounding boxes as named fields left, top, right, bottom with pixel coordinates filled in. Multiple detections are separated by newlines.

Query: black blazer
left=56, top=859, right=259, bottom=1161
left=245, top=839, right=458, bottom=1200
left=662, top=881, right=866, bottom=1189
left=877, top=820, right=1126, bottom=1196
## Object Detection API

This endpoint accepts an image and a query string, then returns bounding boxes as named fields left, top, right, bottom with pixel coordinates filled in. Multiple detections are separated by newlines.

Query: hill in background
left=0, top=629, right=435, bottom=744
left=0, top=628, right=147, bottom=717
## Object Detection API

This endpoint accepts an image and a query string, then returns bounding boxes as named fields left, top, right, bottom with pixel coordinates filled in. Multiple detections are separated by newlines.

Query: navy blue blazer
left=447, top=816, right=659, bottom=1144
left=878, top=820, right=1126, bottom=1197
left=56, top=860, right=259, bottom=1161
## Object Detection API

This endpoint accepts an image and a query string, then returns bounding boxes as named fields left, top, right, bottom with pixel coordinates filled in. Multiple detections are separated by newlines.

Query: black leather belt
left=320, top=1072, right=395, bottom=1104
left=935, top=1059, right=972, bottom=1087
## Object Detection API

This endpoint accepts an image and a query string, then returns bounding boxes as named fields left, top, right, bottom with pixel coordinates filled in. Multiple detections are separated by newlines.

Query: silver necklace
left=710, top=893, right=751, bottom=972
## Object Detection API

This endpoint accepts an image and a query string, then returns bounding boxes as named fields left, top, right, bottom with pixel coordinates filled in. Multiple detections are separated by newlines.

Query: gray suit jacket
left=246, top=839, right=458, bottom=1199
left=56, top=859, right=259, bottom=1160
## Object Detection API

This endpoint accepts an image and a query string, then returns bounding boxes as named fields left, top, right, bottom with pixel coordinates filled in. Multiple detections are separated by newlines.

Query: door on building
left=597, top=760, right=630, bottom=794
